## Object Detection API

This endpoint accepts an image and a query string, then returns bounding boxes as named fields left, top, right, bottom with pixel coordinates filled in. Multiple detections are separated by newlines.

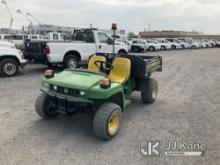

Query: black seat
left=119, top=54, right=147, bottom=79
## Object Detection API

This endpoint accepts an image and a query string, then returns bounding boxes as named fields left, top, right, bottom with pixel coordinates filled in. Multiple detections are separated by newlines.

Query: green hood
left=44, top=70, right=104, bottom=90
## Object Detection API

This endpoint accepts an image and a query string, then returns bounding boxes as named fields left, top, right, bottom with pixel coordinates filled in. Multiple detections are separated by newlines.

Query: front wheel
left=149, top=46, right=155, bottom=51
left=35, top=93, right=58, bottom=119
left=0, top=58, right=19, bottom=77
left=93, top=103, right=122, bottom=140
left=140, top=78, right=158, bottom=104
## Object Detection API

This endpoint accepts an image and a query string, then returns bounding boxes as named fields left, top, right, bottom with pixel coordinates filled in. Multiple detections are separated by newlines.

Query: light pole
left=1, top=0, right=13, bottom=36
left=26, top=12, right=41, bottom=25
left=17, top=9, right=33, bottom=35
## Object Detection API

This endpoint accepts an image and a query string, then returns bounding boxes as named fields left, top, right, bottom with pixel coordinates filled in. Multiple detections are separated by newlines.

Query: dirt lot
left=0, top=49, right=220, bottom=165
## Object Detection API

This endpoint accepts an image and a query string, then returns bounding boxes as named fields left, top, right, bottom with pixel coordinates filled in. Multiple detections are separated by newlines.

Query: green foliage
left=127, top=31, right=135, bottom=38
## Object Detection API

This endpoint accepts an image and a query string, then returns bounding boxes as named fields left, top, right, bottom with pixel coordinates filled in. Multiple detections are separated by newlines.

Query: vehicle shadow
left=32, top=113, right=99, bottom=143
left=30, top=93, right=159, bottom=143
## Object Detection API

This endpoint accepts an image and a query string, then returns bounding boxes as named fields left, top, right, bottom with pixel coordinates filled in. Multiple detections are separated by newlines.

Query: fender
left=0, top=55, right=20, bottom=64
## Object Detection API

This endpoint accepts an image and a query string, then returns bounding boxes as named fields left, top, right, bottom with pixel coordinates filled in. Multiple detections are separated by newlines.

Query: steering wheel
left=94, top=61, right=114, bottom=72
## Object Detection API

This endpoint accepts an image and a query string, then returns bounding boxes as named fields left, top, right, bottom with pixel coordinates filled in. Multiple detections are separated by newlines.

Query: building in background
left=29, top=24, right=78, bottom=35
left=139, top=30, right=220, bottom=40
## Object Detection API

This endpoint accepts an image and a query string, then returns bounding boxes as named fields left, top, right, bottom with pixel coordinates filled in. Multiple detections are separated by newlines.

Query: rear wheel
left=161, top=46, right=166, bottom=50
left=35, top=93, right=57, bottom=119
left=64, top=55, right=79, bottom=69
left=149, top=46, right=155, bottom=51
left=140, top=78, right=158, bottom=104
left=0, top=58, right=19, bottom=77
left=172, top=45, right=176, bottom=50
left=192, top=45, right=196, bottom=49
left=93, top=103, right=122, bottom=140
left=118, top=50, right=127, bottom=55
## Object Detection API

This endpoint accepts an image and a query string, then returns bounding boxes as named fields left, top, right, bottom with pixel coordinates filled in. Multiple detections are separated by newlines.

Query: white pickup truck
left=24, top=29, right=128, bottom=68
left=0, top=41, right=27, bottom=77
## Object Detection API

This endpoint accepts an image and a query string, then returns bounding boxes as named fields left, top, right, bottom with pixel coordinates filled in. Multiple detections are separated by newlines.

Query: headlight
left=53, top=85, right=58, bottom=91
left=18, top=51, right=24, bottom=59
left=79, top=91, right=86, bottom=96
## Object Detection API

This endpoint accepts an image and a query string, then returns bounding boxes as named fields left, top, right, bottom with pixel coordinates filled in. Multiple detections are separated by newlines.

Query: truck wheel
left=64, top=55, right=79, bottom=69
left=149, top=46, right=155, bottom=51
left=118, top=50, right=127, bottom=55
left=172, top=45, right=176, bottom=50
left=93, top=103, right=122, bottom=140
left=35, top=93, right=57, bottom=119
left=0, top=58, right=19, bottom=77
left=161, top=46, right=166, bottom=50
left=140, top=78, right=158, bottom=104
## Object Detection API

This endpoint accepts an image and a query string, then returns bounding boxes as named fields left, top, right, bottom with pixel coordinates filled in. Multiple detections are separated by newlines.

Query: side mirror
left=107, top=38, right=114, bottom=45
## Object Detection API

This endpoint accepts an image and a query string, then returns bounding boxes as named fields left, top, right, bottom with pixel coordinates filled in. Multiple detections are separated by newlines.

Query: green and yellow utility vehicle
left=35, top=53, right=162, bottom=140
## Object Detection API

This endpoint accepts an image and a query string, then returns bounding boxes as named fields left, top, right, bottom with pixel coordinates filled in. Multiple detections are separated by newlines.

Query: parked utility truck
left=24, top=29, right=128, bottom=68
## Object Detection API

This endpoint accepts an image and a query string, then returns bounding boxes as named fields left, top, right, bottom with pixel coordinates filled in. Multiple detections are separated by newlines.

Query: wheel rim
left=3, top=62, right=16, bottom=75
left=152, top=87, right=157, bottom=99
left=108, top=112, right=120, bottom=136
left=67, top=58, right=77, bottom=68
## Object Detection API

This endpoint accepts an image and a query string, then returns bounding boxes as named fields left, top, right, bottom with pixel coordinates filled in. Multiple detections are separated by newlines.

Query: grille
left=50, top=85, right=79, bottom=97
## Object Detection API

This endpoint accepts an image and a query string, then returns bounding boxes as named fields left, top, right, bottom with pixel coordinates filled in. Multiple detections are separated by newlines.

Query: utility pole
left=17, top=9, right=33, bottom=36
left=148, top=23, right=151, bottom=32
left=1, top=0, right=13, bottom=36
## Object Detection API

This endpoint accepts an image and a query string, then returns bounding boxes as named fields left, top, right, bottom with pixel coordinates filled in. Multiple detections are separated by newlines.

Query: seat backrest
left=88, top=55, right=106, bottom=73
left=109, top=57, right=131, bottom=84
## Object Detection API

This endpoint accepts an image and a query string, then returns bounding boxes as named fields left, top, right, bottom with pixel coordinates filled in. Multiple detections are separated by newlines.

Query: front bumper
left=155, top=46, right=161, bottom=50
left=41, top=87, right=93, bottom=114
left=165, top=45, right=172, bottom=49
left=176, top=45, right=182, bottom=49
left=41, top=87, right=92, bottom=104
left=20, top=59, right=28, bottom=68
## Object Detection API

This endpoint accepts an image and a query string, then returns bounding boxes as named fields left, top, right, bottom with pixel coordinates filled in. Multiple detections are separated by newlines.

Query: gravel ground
left=0, top=48, right=220, bottom=165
